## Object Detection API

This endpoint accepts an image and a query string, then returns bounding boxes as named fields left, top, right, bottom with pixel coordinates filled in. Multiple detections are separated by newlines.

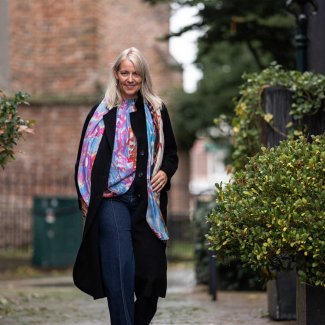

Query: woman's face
left=115, top=59, right=142, bottom=99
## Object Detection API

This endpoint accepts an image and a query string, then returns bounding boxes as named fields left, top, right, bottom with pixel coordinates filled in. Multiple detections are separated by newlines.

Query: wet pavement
left=0, top=263, right=296, bottom=325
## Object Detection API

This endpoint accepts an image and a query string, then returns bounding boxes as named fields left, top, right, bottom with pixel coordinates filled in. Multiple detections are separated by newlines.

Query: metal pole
left=286, top=0, right=318, bottom=72
left=208, top=249, right=217, bottom=301
left=296, top=10, right=308, bottom=72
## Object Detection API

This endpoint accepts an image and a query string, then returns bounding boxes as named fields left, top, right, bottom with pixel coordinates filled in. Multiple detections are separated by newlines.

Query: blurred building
left=0, top=0, right=181, bottom=175
left=1, top=0, right=181, bottom=95
left=190, top=138, right=229, bottom=196
left=189, top=137, right=230, bottom=217
left=0, top=0, right=184, bottom=250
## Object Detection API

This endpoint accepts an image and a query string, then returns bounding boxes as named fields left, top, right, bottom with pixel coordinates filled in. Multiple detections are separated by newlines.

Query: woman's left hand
left=151, top=170, right=168, bottom=193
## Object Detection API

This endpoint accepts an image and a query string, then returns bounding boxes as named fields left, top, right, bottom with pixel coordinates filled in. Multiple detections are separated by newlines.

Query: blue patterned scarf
left=144, top=104, right=168, bottom=240
left=78, top=99, right=168, bottom=240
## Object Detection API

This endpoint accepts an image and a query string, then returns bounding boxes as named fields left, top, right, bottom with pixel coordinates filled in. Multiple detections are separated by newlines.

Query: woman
left=73, top=47, right=178, bottom=325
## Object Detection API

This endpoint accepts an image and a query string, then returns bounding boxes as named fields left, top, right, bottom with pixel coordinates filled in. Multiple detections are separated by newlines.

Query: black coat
left=73, top=95, right=178, bottom=300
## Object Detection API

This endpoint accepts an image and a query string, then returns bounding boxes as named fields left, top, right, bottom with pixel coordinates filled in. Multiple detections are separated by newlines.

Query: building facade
left=0, top=0, right=184, bottom=249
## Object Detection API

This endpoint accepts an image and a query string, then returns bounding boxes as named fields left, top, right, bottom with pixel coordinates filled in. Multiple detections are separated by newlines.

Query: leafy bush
left=208, top=135, right=325, bottom=287
left=194, top=200, right=265, bottom=290
left=193, top=200, right=215, bottom=284
left=0, top=91, right=33, bottom=168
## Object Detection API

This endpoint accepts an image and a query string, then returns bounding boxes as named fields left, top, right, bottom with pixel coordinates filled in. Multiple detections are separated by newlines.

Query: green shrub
left=194, top=200, right=265, bottom=290
left=193, top=200, right=215, bottom=284
left=0, top=91, right=33, bottom=168
left=208, top=135, right=325, bottom=287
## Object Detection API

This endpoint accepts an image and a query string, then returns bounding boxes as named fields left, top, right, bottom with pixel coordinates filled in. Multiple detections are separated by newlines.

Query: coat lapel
left=130, top=94, right=146, bottom=139
left=103, top=107, right=117, bottom=149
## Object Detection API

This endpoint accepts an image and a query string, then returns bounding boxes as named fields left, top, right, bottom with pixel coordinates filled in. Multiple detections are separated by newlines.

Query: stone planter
left=297, top=278, right=325, bottom=325
left=267, top=271, right=296, bottom=320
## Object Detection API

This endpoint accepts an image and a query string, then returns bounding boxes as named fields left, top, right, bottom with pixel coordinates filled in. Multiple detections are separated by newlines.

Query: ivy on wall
left=219, top=63, right=325, bottom=171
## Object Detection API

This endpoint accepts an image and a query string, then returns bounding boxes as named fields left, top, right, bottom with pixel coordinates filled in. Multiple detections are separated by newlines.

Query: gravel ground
left=0, top=263, right=296, bottom=325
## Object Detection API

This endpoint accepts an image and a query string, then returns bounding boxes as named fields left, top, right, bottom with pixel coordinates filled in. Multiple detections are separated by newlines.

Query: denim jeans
left=98, top=187, right=138, bottom=325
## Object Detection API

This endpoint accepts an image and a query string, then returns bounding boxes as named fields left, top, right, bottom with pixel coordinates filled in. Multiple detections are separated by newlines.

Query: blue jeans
left=98, top=188, right=138, bottom=325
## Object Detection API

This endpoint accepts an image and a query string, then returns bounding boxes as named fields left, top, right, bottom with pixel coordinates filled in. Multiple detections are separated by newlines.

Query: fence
left=0, top=169, right=75, bottom=253
left=0, top=169, right=192, bottom=255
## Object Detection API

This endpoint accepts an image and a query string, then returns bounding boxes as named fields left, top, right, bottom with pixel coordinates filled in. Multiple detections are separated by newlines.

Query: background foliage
left=146, top=0, right=295, bottom=149
left=226, top=63, right=325, bottom=170
left=0, top=91, right=33, bottom=168
left=193, top=199, right=265, bottom=290
left=172, top=42, right=258, bottom=149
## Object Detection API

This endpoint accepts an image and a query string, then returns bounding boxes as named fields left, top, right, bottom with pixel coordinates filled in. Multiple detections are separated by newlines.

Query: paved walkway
left=0, top=263, right=296, bottom=325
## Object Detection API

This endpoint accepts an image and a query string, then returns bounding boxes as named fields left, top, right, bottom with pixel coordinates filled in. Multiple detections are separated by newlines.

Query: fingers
left=81, top=207, right=87, bottom=216
left=151, top=170, right=168, bottom=193
left=80, top=199, right=88, bottom=217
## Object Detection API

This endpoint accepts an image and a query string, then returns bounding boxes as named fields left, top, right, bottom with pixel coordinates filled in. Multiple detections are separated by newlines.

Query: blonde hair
left=105, top=47, right=163, bottom=111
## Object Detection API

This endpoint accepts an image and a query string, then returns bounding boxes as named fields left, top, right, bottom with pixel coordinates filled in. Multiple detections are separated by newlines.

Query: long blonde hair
left=105, top=47, right=163, bottom=111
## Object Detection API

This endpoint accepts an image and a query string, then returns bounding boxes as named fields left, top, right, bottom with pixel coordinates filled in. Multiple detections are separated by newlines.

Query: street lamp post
left=286, top=0, right=318, bottom=72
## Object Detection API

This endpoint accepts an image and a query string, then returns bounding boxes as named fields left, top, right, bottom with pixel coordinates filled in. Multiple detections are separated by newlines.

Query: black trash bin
left=32, top=196, right=83, bottom=268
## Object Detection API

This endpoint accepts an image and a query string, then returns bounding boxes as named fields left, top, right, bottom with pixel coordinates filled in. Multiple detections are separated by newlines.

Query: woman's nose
left=127, top=74, right=134, bottom=82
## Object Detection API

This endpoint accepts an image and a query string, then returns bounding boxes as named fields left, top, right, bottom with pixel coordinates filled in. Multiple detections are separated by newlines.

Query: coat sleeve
left=160, top=104, right=178, bottom=181
left=74, top=104, right=99, bottom=208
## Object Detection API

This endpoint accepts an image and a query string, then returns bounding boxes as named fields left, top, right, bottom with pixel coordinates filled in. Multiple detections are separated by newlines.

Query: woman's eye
left=119, top=71, right=141, bottom=78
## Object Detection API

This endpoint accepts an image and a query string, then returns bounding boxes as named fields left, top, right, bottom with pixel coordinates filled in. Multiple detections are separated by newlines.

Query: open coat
left=73, top=95, right=178, bottom=300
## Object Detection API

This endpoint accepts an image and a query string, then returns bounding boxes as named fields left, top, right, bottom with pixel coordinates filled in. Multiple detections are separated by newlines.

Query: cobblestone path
left=0, top=263, right=296, bottom=325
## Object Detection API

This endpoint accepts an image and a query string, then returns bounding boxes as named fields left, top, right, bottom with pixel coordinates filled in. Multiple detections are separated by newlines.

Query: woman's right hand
left=80, top=198, right=88, bottom=217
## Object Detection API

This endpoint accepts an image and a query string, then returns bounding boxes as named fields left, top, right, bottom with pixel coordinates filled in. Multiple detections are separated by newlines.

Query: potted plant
left=207, top=135, right=325, bottom=324
left=213, top=64, right=325, bottom=320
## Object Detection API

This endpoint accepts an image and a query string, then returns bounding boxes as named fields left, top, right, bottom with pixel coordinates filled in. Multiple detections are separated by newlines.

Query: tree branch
left=246, top=40, right=265, bottom=70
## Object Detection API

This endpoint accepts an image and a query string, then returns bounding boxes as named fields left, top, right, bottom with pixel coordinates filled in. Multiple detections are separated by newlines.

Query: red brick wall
left=3, top=1, right=185, bottom=226
left=8, top=105, right=87, bottom=174
left=96, top=0, right=180, bottom=97
left=6, top=0, right=182, bottom=173
left=9, top=0, right=181, bottom=97
left=9, top=0, right=99, bottom=96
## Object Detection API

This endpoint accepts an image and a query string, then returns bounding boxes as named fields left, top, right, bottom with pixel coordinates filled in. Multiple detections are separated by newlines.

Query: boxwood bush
left=193, top=200, right=215, bottom=284
left=194, top=200, right=265, bottom=290
left=208, top=135, right=325, bottom=287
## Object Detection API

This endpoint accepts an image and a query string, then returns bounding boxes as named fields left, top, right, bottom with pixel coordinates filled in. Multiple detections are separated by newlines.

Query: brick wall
left=9, top=0, right=99, bottom=96
left=1, top=1, right=186, bottom=237
left=8, top=0, right=181, bottom=97
left=97, top=0, right=180, bottom=96
left=5, top=104, right=88, bottom=175
left=5, top=0, right=182, bottom=171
